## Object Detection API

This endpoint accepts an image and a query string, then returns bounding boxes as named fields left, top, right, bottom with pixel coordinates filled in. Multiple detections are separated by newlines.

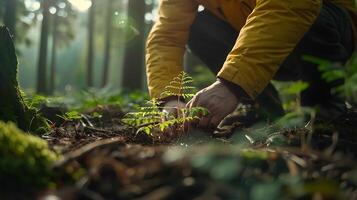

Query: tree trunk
left=36, top=0, right=51, bottom=94
left=0, top=27, right=25, bottom=128
left=49, top=11, right=58, bottom=95
left=122, top=0, right=146, bottom=90
left=87, top=0, right=95, bottom=88
left=0, top=27, right=48, bottom=134
left=3, top=0, right=16, bottom=37
left=101, top=0, right=114, bottom=88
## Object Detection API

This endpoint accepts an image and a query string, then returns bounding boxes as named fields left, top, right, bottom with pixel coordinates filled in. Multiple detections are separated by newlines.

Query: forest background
left=0, top=0, right=212, bottom=96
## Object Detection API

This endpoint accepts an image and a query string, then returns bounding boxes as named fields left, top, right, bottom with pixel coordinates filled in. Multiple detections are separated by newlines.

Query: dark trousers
left=187, top=3, right=355, bottom=121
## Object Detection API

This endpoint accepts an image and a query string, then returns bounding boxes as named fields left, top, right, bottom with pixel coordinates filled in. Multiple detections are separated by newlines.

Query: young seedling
left=123, top=72, right=209, bottom=137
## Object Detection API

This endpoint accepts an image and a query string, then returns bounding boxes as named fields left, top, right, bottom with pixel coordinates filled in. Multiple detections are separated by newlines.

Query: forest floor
left=34, top=101, right=357, bottom=200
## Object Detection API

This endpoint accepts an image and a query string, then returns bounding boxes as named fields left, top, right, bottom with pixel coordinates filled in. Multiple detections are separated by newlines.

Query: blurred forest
left=0, top=0, right=165, bottom=94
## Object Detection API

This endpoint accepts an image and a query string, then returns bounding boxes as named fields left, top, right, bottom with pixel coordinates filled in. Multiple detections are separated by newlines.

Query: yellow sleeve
left=146, top=0, right=198, bottom=99
left=218, top=0, right=322, bottom=99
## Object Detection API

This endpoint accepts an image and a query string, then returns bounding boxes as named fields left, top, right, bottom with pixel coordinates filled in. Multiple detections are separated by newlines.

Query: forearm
left=218, top=0, right=322, bottom=99
left=146, top=0, right=198, bottom=99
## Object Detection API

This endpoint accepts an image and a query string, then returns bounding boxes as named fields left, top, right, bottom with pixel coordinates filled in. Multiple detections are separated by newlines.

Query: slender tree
left=87, top=0, right=95, bottom=88
left=49, top=7, right=58, bottom=95
left=122, top=0, right=146, bottom=90
left=47, top=1, right=75, bottom=94
left=3, top=0, right=17, bottom=36
left=36, top=0, right=52, bottom=94
left=101, top=0, right=114, bottom=88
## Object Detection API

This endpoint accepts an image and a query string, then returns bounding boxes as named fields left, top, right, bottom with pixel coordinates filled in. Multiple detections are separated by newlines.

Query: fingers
left=197, top=112, right=225, bottom=130
left=186, top=90, right=225, bottom=130
left=186, top=94, right=200, bottom=109
left=187, top=93, right=215, bottom=129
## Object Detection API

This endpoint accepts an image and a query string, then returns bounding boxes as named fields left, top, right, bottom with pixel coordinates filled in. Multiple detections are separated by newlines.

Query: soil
left=37, top=105, right=357, bottom=200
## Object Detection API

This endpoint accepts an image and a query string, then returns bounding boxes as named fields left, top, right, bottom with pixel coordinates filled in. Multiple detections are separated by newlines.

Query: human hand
left=162, top=99, right=186, bottom=117
left=186, top=80, right=239, bottom=129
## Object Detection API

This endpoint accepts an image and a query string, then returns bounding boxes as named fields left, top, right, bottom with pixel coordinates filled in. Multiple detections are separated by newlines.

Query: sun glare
left=68, top=0, right=92, bottom=12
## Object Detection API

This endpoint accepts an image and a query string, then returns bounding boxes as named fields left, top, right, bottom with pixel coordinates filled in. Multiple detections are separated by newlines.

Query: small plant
left=303, top=54, right=357, bottom=106
left=123, top=72, right=208, bottom=136
left=58, top=111, right=82, bottom=122
left=160, top=71, right=196, bottom=100
left=274, top=80, right=309, bottom=111
left=23, top=94, right=48, bottom=108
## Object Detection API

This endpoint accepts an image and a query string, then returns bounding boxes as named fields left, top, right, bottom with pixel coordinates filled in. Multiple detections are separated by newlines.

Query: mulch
left=38, top=106, right=357, bottom=200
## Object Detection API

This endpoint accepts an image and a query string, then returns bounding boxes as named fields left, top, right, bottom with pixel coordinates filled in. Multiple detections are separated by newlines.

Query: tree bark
left=87, top=0, right=95, bottom=88
left=0, top=27, right=25, bottom=128
left=101, top=0, right=114, bottom=88
left=122, top=0, right=146, bottom=90
left=36, top=0, right=51, bottom=94
left=0, top=27, right=48, bottom=134
left=3, top=0, right=16, bottom=37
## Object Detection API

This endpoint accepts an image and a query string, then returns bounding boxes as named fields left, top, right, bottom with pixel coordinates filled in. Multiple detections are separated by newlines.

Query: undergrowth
left=303, top=54, right=357, bottom=106
left=123, top=72, right=208, bottom=136
left=0, top=122, right=59, bottom=191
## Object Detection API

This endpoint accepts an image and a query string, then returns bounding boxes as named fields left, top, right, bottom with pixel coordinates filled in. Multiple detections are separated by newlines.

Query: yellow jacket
left=146, top=0, right=357, bottom=99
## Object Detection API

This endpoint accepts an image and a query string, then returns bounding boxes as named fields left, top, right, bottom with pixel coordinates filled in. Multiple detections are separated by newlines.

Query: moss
left=0, top=26, right=49, bottom=134
left=0, top=121, right=59, bottom=191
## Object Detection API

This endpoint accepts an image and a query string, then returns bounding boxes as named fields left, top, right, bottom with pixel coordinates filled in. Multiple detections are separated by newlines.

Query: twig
left=54, top=137, right=126, bottom=167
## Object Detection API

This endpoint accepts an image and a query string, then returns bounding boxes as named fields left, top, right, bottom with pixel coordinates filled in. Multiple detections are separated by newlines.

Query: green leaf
left=282, top=81, right=309, bottom=95
left=137, top=126, right=153, bottom=135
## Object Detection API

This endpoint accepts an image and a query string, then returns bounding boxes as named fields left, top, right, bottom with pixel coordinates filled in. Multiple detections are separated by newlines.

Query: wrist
left=159, top=96, right=184, bottom=107
left=217, top=77, right=253, bottom=103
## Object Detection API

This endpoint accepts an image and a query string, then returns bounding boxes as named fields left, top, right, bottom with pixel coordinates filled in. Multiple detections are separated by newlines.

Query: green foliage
left=273, top=81, right=310, bottom=112
left=23, top=93, right=47, bottom=108
left=164, top=145, right=346, bottom=200
left=303, top=54, right=357, bottom=105
left=66, top=89, right=147, bottom=112
left=58, top=111, right=82, bottom=122
left=0, top=121, right=59, bottom=190
left=123, top=99, right=163, bottom=130
left=275, top=106, right=315, bottom=129
left=24, top=89, right=148, bottom=114
left=123, top=72, right=208, bottom=136
left=24, top=106, right=51, bottom=135
left=123, top=99, right=208, bottom=136
left=161, top=71, right=196, bottom=100
left=280, top=81, right=309, bottom=96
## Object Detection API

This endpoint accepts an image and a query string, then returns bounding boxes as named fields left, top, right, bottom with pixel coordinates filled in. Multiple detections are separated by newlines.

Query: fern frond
left=137, top=125, right=155, bottom=135
left=123, top=71, right=210, bottom=137
left=180, top=107, right=209, bottom=117
left=160, top=71, right=196, bottom=100
left=122, top=116, right=161, bottom=127
left=159, top=120, right=176, bottom=131
left=164, top=85, right=181, bottom=90
left=160, top=91, right=176, bottom=97
left=181, top=94, right=194, bottom=99
left=183, top=79, right=194, bottom=84
left=182, top=86, right=196, bottom=90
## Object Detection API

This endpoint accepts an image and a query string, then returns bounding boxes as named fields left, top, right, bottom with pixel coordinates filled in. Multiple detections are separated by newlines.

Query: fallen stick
left=54, top=136, right=126, bottom=167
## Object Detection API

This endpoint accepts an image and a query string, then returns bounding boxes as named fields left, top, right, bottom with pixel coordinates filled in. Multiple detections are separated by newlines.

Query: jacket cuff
left=217, top=77, right=253, bottom=104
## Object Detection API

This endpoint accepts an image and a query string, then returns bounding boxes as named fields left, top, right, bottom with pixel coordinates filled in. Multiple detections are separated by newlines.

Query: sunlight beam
left=68, top=0, right=92, bottom=12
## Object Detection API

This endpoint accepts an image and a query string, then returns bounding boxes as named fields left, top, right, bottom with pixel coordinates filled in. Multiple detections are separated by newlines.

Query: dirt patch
left=38, top=106, right=357, bottom=200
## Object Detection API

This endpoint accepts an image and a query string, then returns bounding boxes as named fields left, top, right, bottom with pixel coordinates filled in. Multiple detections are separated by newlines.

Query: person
left=146, top=0, right=357, bottom=129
